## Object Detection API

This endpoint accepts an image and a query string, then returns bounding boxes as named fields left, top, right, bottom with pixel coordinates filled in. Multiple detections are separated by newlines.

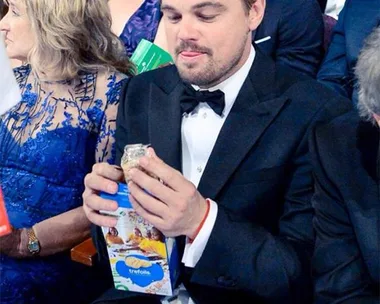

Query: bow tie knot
left=180, top=84, right=225, bottom=116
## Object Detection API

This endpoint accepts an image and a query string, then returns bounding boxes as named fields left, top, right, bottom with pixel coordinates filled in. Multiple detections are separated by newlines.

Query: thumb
left=147, top=147, right=163, bottom=163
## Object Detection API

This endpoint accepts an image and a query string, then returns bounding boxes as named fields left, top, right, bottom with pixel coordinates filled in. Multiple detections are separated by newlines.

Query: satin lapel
left=197, top=75, right=289, bottom=199
left=148, top=81, right=183, bottom=172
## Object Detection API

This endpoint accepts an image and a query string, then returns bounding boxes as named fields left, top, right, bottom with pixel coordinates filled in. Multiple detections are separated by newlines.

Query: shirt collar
left=191, top=45, right=255, bottom=117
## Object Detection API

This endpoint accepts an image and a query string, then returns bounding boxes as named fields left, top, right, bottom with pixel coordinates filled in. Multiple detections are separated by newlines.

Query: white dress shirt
left=180, top=46, right=256, bottom=267
left=325, top=0, right=346, bottom=19
left=162, top=46, right=255, bottom=304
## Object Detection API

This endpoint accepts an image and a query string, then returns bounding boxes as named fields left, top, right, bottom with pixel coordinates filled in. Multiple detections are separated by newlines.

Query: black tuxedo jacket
left=317, top=0, right=380, bottom=104
left=310, top=112, right=380, bottom=303
left=254, top=0, right=324, bottom=78
left=92, top=49, right=351, bottom=304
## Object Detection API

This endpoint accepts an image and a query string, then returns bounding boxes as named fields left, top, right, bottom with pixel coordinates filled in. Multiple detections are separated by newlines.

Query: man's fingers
left=129, top=194, right=165, bottom=228
left=84, top=172, right=119, bottom=195
left=86, top=163, right=124, bottom=192
left=83, top=192, right=118, bottom=213
left=81, top=162, right=124, bottom=227
left=138, top=151, right=185, bottom=191
left=92, top=163, right=125, bottom=180
left=85, top=208, right=118, bottom=227
left=128, top=181, right=168, bottom=217
left=83, top=192, right=119, bottom=227
left=129, top=168, right=177, bottom=205
left=147, top=147, right=164, bottom=163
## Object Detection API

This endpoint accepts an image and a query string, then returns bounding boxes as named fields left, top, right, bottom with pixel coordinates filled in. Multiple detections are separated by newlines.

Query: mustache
left=175, top=41, right=212, bottom=55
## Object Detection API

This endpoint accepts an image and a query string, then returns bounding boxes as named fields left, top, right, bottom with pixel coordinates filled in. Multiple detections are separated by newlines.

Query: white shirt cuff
left=181, top=199, right=218, bottom=268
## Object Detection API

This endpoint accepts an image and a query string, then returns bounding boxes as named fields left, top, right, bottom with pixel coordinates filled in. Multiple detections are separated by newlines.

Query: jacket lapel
left=197, top=50, right=289, bottom=199
left=148, top=72, right=183, bottom=172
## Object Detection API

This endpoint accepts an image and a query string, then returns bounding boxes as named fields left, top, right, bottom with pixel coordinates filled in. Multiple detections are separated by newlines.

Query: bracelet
left=26, top=226, right=41, bottom=256
left=189, top=199, right=210, bottom=243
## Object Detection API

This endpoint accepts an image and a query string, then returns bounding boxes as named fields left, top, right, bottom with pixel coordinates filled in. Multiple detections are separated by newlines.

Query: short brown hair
left=158, top=0, right=256, bottom=14
left=242, top=0, right=256, bottom=12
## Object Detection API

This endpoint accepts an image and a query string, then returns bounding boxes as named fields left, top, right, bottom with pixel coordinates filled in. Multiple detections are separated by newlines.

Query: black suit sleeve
left=190, top=98, right=351, bottom=303
left=317, top=2, right=352, bottom=98
left=309, top=124, right=378, bottom=304
left=191, top=128, right=313, bottom=303
left=274, top=0, right=324, bottom=78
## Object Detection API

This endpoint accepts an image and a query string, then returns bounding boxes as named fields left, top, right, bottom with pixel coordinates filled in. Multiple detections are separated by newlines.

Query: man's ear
left=248, top=0, right=266, bottom=31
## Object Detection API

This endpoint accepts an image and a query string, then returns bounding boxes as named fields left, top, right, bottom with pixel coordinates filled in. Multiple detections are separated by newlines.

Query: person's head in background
left=134, top=228, right=142, bottom=237
left=0, top=0, right=134, bottom=80
left=151, top=227, right=165, bottom=242
left=160, top=0, right=265, bottom=88
left=356, top=26, right=380, bottom=127
left=109, top=227, right=119, bottom=236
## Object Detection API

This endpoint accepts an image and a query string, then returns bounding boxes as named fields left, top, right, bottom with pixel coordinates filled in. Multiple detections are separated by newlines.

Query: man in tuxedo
left=83, top=0, right=351, bottom=303
left=311, top=27, right=380, bottom=304
left=317, top=0, right=380, bottom=104
left=254, top=0, right=324, bottom=78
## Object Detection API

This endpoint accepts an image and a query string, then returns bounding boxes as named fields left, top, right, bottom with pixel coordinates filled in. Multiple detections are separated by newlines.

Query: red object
left=0, top=188, right=11, bottom=237
left=189, top=199, right=211, bottom=243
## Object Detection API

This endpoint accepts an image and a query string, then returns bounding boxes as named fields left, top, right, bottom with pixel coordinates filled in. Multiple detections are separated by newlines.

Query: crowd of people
left=0, top=0, right=379, bottom=303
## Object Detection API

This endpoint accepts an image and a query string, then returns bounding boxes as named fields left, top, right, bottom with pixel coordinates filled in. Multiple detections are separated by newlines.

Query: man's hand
left=128, top=148, right=208, bottom=239
left=83, top=163, right=124, bottom=227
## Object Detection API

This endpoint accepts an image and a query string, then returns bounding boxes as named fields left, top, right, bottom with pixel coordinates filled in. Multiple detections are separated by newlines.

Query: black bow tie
left=180, top=84, right=225, bottom=116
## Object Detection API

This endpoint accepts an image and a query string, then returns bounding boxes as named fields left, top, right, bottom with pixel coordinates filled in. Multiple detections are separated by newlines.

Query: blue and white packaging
left=100, top=183, right=179, bottom=296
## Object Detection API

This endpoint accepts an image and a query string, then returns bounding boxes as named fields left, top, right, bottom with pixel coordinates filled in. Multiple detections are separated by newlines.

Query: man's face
left=161, top=0, right=264, bottom=88
left=0, top=0, right=35, bottom=62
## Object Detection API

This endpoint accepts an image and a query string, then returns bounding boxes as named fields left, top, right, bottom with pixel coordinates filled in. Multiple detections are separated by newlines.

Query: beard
left=175, top=34, right=249, bottom=88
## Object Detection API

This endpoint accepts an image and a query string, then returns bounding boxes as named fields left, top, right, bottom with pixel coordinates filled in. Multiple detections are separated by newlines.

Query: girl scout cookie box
left=100, top=183, right=179, bottom=296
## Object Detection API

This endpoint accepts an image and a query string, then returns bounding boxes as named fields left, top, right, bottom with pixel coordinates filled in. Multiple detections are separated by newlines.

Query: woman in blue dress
left=0, top=0, right=133, bottom=303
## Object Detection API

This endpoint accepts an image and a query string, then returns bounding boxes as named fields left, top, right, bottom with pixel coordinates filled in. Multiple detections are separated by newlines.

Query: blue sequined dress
left=0, top=65, right=128, bottom=303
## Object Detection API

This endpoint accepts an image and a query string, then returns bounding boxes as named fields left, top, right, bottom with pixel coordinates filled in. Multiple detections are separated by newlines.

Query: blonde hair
left=19, top=0, right=134, bottom=79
